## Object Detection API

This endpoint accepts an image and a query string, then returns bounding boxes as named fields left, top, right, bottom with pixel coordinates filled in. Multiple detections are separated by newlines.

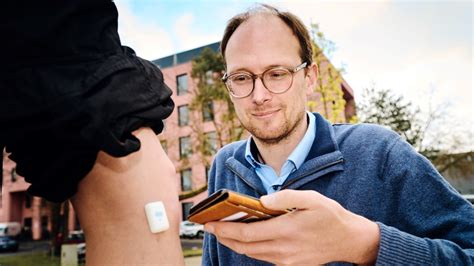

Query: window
left=41, top=216, right=48, bottom=228
left=182, top=202, right=193, bottom=221
left=205, top=166, right=210, bottom=182
left=202, top=101, right=214, bottom=122
left=177, top=74, right=188, bottom=96
left=23, top=217, right=32, bottom=238
left=41, top=216, right=50, bottom=237
left=25, top=194, right=31, bottom=208
left=160, top=140, right=167, bottom=154
left=179, top=136, right=192, bottom=159
left=204, top=131, right=218, bottom=155
left=178, top=105, right=189, bottom=127
left=180, top=168, right=192, bottom=191
left=11, top=167, right=17, bottom=182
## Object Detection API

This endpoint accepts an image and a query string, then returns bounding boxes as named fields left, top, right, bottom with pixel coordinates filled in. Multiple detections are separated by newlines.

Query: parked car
left=0, top=222, right=21, bottom=237
left=77, top=243, right=86, bottom=264
left=0, top=236, right=19, bottom=252
left=53, top=230, right=85, bottom=256
left=180, top=221, right=204, bottom=239
left=68, top=230, right=86, bottom=263
left=65, top=230, right=85, bottom=244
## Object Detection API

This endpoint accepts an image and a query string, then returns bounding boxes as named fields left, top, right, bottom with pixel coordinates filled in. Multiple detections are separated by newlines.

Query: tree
left=189, top=47, right=244, bottom=161
left=356, top=87, right=434, bottom=155
left=189, top=47, right=244, bottom=157
left=179, top=47, right=244, bottom=200
left=307, top=23, right=347, bottom=123
left=356, top=86, right=471, bottom=173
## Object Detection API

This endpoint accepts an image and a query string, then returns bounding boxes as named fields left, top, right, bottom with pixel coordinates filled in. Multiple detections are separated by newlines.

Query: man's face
left=225, top=14, right=313, bottom=145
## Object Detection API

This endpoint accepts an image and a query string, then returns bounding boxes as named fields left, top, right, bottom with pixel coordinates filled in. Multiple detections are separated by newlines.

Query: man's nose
left=251, top=77, right=271, bottom=104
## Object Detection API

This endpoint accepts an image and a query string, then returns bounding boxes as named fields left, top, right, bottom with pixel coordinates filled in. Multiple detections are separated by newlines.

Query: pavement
left=0, top=240, right=50, bottom=257
left=181, top=238, right=203, bottom=250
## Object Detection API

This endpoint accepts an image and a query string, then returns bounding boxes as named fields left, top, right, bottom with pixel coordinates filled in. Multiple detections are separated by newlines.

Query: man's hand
left=204, top=190, right=380, bottom=265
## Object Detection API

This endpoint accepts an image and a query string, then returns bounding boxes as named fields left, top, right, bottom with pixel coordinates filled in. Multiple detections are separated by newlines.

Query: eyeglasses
left=222, top=62, right=308, bottom=98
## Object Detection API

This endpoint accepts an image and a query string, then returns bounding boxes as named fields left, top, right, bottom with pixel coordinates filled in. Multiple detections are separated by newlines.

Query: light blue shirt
left=245, top=111, right=316, bottom=194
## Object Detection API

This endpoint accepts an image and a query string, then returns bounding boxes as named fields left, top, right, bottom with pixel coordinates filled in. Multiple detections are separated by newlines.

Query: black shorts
left=0, top=46, right=174, bottom=202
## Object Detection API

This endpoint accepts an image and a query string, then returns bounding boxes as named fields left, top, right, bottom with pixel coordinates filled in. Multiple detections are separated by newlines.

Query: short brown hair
left=220, top=4, right=313, bottom=66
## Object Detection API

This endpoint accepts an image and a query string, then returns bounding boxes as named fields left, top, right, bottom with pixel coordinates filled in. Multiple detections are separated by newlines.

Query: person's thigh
left=71, top=127, right=184, bottom=265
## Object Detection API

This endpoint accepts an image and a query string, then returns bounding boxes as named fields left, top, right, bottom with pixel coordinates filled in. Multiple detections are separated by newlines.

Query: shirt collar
left=245, top=111, right=316, bottom=170
left=287, top=111, right=316, bottom=169
left=245, top=136, right=261, bottom=168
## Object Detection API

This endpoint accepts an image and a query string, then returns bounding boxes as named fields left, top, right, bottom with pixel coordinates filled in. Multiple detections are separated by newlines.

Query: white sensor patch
left=145, top=201, right=169, bottom=233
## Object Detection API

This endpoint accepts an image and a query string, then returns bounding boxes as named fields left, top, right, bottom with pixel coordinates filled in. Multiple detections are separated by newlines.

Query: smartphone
left=187, top=189, right=288, bottom=224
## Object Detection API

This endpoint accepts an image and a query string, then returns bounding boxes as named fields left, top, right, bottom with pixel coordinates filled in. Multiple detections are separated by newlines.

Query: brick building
left=0, top=42, right=355, bottom=240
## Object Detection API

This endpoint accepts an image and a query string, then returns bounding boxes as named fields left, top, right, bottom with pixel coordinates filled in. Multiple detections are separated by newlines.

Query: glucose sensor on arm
left=145, top=201, right=169, bottom=233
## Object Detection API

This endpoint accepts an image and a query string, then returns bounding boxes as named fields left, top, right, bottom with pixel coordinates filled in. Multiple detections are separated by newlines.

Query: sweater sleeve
left=377, top=223, right=474, bottom=264
left=375, top=138, right=474, bottom=265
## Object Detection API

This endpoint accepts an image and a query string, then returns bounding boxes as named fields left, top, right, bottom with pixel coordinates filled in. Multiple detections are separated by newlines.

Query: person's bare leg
left=71, top=127, right=184, bottom=265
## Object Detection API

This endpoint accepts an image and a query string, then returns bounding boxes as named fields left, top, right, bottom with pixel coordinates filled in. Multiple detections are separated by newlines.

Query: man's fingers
left=216, top=236, right=281, bottom=263
left=217, top=236, right=309, bottom=265
left=205, top=219, right=284, bottom=242
left=204, top=190, right=330, bottom=242
left=260, top=189, right=325, bottom=211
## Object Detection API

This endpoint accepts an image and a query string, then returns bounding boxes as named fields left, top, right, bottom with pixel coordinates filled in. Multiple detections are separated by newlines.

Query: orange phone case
left=187, top=189, right=287, bottom=224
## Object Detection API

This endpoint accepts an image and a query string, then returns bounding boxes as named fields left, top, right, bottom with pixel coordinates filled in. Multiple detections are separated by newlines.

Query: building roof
left=152, top=42, right=220, bottom=68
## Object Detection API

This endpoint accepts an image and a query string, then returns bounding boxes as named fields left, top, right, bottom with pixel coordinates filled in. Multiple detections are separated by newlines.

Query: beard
left=240, top=109, right=306, bottom=146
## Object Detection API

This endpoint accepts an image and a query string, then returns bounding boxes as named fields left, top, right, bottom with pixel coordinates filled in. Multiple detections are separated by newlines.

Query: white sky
left=114, top=0, right=473, bottom=149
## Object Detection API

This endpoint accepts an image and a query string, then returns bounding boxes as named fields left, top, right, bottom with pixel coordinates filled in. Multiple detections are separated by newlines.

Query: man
left=202, top=4, right=474, bottom=265
left=0, top=1, right=184, bottom=265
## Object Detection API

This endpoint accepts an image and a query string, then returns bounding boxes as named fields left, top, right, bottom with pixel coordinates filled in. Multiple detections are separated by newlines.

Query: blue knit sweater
left=202, top=113, right=474, bottom=265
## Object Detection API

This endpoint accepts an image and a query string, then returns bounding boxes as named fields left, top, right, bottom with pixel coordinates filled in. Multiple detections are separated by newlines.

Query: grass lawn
left=0, top=248, right=202, bottom=265
left=0, top=252, right=61, bottom=266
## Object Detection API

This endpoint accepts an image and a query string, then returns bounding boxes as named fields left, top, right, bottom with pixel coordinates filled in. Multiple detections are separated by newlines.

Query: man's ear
left=305, top=63, right=318, bottom=95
